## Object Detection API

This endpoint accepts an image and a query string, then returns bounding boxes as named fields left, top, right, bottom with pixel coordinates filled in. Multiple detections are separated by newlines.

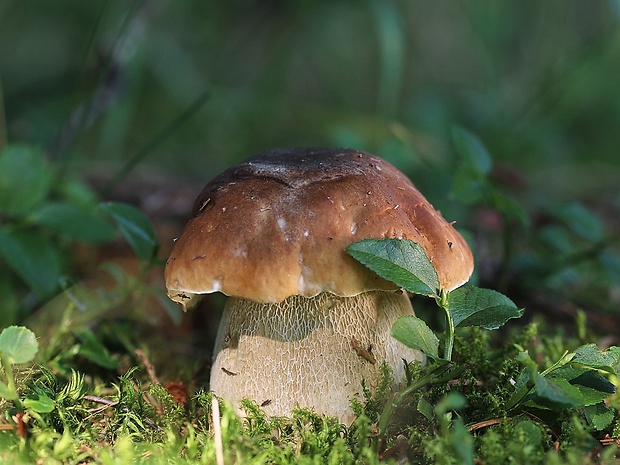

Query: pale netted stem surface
left=210, top=290, right=422, bottom=424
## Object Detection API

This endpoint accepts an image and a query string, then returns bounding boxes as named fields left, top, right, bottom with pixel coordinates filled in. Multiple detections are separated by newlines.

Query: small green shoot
left=0, top=325, right=39, bottom=410
left=506, top=343, right=619, bottom=420
left=347, top=238, right=523, bottom=361
left=347, top=237, right=523, bottom=442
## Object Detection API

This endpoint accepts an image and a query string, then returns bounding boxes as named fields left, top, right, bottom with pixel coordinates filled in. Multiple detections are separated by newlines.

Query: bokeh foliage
left=1, top=2, right=620, bottom=462
left=2, top=1, right=620, bottom=183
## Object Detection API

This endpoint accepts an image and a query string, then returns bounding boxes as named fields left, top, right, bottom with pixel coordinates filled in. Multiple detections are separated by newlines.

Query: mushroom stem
left=209, top=290, right=423, bottom=424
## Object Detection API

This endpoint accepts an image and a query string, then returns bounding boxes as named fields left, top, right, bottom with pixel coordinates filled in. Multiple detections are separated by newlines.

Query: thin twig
left=467, top=417, right=503, bottom=432
left=378, top=434, right=408, bottom=461
left=84, top=395, right=119, bottom=407
left=84, top=395, right=119, bottom=417
left=135, top=348, right=159, bottom=384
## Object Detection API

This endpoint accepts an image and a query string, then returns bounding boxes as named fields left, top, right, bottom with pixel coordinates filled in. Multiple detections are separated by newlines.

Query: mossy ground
left=1, top=319, right=618, bottom=464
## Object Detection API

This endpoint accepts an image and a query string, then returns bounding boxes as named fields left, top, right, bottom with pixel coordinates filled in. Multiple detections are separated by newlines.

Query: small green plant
left=0, top=325, right=58, bottom=438
left=347, top=237, right=620, bottom=459
left=506, top=343, right=619, bottom=427
left=347, top=237, right=523, bottom=443
left=0, top=143, right=165, bottom=329
left=347, top=238, right=523, bottom=362
left=0, top=326, right=39, bottom=410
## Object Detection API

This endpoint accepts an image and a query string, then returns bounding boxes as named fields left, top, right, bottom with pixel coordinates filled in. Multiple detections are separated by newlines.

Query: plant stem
left=505, top=376, right=532, bottom=411
left=439, top=290, right=455, bottom=361
left=377, top=361, right=462, bottom=440
left=0, top=355, right=22, bottom=412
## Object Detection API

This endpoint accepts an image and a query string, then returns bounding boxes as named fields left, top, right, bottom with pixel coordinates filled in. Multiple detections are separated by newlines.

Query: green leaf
left=451, top=126, right=492, bottom=175
left=553, top=366, right=615, bottom=396
left=549, top=203, right=604, bottom=243
left=417, top=397, right=435, bottom=421
left=391, top=315, right=440, bottom=360
left=449, top=167, right=487, bottom=205
left=447, top=418, right=474, bottom=465
left=0, top=326, right=39, bottom=364
left=545, top=367, right=613, bottom=407
left=74, top=328, right=118, bottom=370
left=23, top=394, right=55, bottom=413
left=0, top=381, right=17, bottom=400
left=346, top=238, right=440, bottom=296
left=538, top=225, right=574, bottom=254
left=571, top=344, right=620, bottom=377
left=30, top=202, right=116, bottom=243
left=0, top=144, right=53, bottom=216
left=447, top=286, right=523, bottom=329
left=531, top=373, right=585, bottom=409
left=435, top=392, right=467, bottom=415
left=0, top=227, right=62, bottom=297
left=98, top=202, right=158, bottom=261
left=57, top=177, right=98, bottom=207
left=489, top=189, right=530, bottom=228
left=584, top=403, right=615, bottom=431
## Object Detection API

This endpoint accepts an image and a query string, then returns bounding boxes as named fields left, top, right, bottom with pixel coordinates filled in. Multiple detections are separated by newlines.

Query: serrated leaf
left=451, top=126, right=492, bottom=175
left=0, top=144, right=53, bottom=216
left=391, top=315, right=440, bottom=360
left=30, top=202, right=116, bottom=243
left=346, top=238, right=440, bottom=296
left=98, top=202, right=157, bottom=261
left=584, top=403, right=615, bottom=431
left=0, top=326, right=39, bottom=364
left=572, top=344, right=620, bottom=377
left=447, top=286, right=523, bottom=329
left=23, top=394, right=55, bottom=413
left=0, top=227, right=62, bottom=297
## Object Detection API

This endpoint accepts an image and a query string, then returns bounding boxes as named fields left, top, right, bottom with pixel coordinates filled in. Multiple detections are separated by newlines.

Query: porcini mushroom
left=165, top=148, right=473, bottom=424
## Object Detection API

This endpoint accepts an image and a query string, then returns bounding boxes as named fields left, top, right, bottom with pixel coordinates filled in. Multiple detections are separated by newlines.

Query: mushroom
left=165, top=148, right=473, bottom=424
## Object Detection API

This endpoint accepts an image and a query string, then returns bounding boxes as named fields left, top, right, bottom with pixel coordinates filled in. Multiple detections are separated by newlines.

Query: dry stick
left=467, top=417, right=503, bottom=432
left=212, top=398, right=225, bottom=465
left=135, top=348, right=159, bottom=385
left=83, top=395, right=120, bottom=417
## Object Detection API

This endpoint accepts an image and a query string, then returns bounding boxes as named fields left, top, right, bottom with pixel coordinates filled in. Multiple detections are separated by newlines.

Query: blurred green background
left=3, top=1, right=619, bottom=187
left=1, top=1, right=620, bottom=343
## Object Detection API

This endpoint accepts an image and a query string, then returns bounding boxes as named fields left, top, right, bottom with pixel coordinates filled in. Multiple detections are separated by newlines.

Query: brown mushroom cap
left=165, top=148, right=473, bottom=305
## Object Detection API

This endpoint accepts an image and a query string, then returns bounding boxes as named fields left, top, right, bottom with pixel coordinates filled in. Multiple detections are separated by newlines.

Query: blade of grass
left=104, top=89, right=211, bottom=195
left=212, top=397, right=224, bottom=465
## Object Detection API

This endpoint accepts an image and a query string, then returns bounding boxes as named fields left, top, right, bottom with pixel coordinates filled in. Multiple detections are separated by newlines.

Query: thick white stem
left=209, top=290, right=422, bottom=424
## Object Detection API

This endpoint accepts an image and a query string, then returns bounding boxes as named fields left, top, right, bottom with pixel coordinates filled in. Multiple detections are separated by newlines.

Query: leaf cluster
left=0, top=144, right=160, bottom=327
left=347, top=237, right=620, bottom=463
